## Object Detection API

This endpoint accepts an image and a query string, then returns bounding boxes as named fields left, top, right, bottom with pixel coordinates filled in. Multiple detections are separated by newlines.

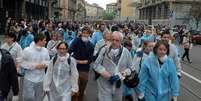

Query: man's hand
left=101, top=71, right=111, bottom=79
left=77, top=60, right=88, bottom=64
left=71, top=91, right=77, bottom=96
left=36, top=63, right=47, bottom=70
left=16, top=64, right=20, bottom=72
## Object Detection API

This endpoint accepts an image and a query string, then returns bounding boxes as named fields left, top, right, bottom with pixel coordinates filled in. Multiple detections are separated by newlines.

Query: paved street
left=178, top=45, right=201, bottom=101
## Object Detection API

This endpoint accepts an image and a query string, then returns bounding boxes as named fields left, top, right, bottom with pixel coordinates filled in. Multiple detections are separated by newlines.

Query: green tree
left=189, top=3, right=201, bottom=30
left=102, top=11, right=115, bottom=20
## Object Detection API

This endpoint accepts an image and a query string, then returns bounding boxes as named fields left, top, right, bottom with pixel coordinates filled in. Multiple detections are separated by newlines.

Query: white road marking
left=181, top=70, right=201, bottom=84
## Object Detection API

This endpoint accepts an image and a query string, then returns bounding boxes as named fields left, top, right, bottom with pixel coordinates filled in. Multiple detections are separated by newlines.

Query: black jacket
left=69, top=37, right=94, bottom=72
left=0, top=49, right=19, bottom=98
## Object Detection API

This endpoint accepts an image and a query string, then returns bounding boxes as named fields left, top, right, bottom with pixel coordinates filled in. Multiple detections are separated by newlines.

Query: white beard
left=81, top=37, right=89, bottom=42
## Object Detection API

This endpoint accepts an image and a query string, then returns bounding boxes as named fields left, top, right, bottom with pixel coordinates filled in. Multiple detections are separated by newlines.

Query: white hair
left=112, top=31, right=124, bottom=41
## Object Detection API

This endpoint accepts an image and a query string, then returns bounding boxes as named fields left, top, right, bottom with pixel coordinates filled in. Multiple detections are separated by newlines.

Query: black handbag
left=124, top=56, right=143, bottom=88
left=123, top=70, right=139, bottom=88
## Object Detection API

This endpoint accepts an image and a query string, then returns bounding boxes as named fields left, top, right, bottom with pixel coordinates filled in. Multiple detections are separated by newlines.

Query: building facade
left=97, top=6, right=104, bottom=20
left=106, top=3, right=117, bottom=14
left=48, top=0, right=77, bottom=21
left=85, top=2, right=103, bottom=21
left=0, top=0, right=48, bottom=20
left=75, top=0, right=86, bottom=21
left=49, top=0, right=63, bottom=21
left=0, top=0, right=48, bottom=34
left=85, top=2, right=97, bottom=21
left=116, top=0, right=121, bottom=19
left=57, top=0, right=68, bottom=21
left=137, top=0, right=201, bottom=29
left=68, top=0, right=77, bottom=20
left=115, top=0, right=136, bottom=21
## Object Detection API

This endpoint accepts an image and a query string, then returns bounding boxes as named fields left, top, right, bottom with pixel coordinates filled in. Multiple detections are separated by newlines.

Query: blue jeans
left=23, top=78, right=44, bottom=101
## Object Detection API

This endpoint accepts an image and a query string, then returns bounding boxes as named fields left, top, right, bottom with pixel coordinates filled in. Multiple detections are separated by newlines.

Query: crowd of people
left=0, top=18, right=194, bottom=101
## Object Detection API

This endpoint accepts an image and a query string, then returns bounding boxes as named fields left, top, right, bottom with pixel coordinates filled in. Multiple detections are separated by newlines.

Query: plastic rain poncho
left=136, top=53, right=179, bottom=101
left=93, top=45, right=132, bottom=101
left=43, top=53, right=79, bottom=101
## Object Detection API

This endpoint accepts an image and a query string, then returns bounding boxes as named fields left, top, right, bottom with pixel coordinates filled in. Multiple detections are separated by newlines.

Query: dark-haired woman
left=43, top=42, right=79, bottom=101
left=136, top=40, right=179, bottom=101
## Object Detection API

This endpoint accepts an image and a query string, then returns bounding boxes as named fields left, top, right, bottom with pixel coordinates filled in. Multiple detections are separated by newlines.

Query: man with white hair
left=93, top=31, right=133, bottom=101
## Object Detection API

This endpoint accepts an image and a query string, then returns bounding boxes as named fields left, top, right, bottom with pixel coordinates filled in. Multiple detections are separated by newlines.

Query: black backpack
left=0, top=49, right=12, bottom=71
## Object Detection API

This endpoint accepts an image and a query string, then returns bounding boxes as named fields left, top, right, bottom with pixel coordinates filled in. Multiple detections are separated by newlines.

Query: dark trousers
left=0, top=90, right=5, bottom=101
left=0, top=95, right=4, bottom=101
left=72, top=71, right=89, bottom=101
left=78, top=71, right=89, bottom=101
left=182, top=48, right=190, bottom=62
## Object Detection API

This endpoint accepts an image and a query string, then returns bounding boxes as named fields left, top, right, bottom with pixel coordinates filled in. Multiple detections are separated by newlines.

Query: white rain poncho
left=43, top=53, right=79, bottom=101
left=93, top=45, right=133, bottom=101
left=21, top=44, right=50, bottom=101
left=1, top=42, right=23, bottom=63
left=21, top=44, right=50, bottom=82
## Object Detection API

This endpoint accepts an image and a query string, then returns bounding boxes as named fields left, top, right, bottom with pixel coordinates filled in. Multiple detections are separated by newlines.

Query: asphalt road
left=178, top=45, right=201, bottom=101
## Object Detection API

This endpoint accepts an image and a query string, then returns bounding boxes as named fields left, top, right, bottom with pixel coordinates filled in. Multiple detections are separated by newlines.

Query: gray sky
left=86, top=0, right=117, bottom=9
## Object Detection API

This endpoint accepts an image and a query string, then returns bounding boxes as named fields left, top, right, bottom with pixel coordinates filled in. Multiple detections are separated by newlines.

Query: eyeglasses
left=58, top=48, right=67, bottom=50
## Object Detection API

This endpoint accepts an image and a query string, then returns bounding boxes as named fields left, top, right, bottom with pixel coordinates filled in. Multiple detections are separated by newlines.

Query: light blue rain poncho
left=140, top=34, right=155, bottom=45
left=43, top=53, right=79, bottom=101
left=63, top=31, right=76, bottom=46
left=18, top=31, right=34, bottom=49
left=90, top=31, right=103, bottom=45
left=137, top=53, right=179, bottom=101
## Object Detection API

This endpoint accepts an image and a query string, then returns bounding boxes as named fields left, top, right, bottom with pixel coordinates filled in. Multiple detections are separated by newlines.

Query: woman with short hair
left=137, top=40, right=179, bottom=101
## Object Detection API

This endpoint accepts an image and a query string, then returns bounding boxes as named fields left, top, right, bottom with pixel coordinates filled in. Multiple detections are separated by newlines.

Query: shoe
left=189, top=61, right=192, bottom=64
left=125, top=95, right=133, bottom=101
left=181, top=58, right=184, bottom=61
